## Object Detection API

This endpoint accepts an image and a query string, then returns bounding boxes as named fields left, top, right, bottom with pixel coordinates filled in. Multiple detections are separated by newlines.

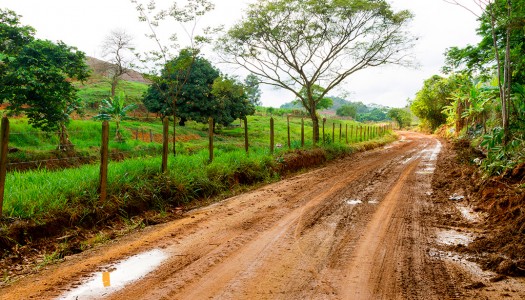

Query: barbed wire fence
left=0, top=116, right=393, bottom=216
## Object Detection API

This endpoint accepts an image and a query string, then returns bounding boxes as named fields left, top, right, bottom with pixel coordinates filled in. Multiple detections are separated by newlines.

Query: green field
left=2, top=115, right=393, bottom=221
left=74, top=76, right=149, bottom=108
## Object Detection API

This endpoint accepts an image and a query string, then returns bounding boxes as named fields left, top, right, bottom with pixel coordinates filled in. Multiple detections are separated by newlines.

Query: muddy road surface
left=2, top=132, right=524, bottom=299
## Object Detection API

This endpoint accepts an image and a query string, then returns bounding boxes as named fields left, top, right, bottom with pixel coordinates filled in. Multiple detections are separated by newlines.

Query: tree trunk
left=171, top=95, right=177, bottom=156
left=58, top=123, right=74, bottom=151
left=111, top=77, right=118, bottom=98
left=502, top=1, right=512, bottom=144
left=488, top=3, right=509, bottom=143
left=309, top=107, right=319, bottom=145
left=115, top=121, right=122, bottom=142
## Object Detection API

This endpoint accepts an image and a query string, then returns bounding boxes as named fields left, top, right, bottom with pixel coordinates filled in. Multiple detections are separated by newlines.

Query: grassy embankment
left=3, top=115, right=393, bottom=221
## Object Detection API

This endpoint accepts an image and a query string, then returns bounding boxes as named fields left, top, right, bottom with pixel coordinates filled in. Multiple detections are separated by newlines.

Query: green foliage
left=218, top=0, right=414, bottom=141
left=0, top=9, right=35, bottom=56
left=143, top=49, right=219, bottom=122
left=387, top=108, right=412, bottom=129
left=411, top=75, right=465, bottom=130
left=93, top=92, right=138, bottom=141
left=336, top=104, right=358, bottom=118
left=0, top=10, right=90, bottom=139
left=479, top=127, right=525, bottom=175
left=211, top=75, right=255, bottom=126
left=244, top=74, right=262, bottom=106
left=444, top=0, right=525, bottom=82
left=294, top=85, right=333, bottom=111
left=144, top=49, right=254, bottom=127
left=357, top=107, right=389, bottom=122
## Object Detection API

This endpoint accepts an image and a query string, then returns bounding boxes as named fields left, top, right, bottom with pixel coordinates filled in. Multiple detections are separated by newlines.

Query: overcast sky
left=2, top=0, right=481, bottom=108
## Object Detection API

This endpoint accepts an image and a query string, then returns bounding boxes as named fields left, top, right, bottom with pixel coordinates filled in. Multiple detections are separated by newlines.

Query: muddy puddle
left=436, top=229, right=474, bottom=246
left=456, top=204, right=481, bottom=222
left=346, top=199, right=363, bottom=205
left=58, top=249, right=167, bottom=300
left=429, top=249, right=490, bottom=279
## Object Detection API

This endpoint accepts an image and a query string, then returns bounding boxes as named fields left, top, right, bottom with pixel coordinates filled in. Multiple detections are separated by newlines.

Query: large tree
left=388, top=108, right=412, bottom=129
left=0, top=9, right=89, bottom=150
left=444, top=0, right=525, bottom=142
left=211, top=75, right=255, bottom=129
left=336, top=104, right=358, bottom=119
left=217, top=0, right=414, bottom=143
left=411, top=75, right=465, bottom=130
left=100, top=29, right=135, bottom=97
left=143, top=49, right=219, bottom=125
left=143, top=51, right=254, bottom=129
left=132, top=0, right=216, bottom=155
left=244, top=74, right=262, bottom=106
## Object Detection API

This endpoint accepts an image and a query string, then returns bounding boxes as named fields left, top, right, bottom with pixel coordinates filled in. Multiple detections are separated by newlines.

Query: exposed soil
left=0, top=132, right=524, bottom=299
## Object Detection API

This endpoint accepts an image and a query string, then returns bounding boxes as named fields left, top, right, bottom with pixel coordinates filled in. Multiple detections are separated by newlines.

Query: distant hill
left=86, top=57, right=150, bottom=84
left=280, top=96, right=393, bottom=122
left=75, top=57, right=151, bottom=108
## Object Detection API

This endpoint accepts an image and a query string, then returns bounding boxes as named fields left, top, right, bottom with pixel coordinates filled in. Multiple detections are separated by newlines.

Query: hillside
left=280, top=97, right=393, bottom=121
left=75, top=57, right=151, bottom=107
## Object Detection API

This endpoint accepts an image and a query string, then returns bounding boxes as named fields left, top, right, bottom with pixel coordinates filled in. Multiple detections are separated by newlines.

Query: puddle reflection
left=58, top=249, right=167, bottom=300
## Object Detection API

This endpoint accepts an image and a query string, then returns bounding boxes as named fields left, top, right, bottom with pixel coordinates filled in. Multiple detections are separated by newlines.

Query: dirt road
left=2, top=132, right=524, bottom=299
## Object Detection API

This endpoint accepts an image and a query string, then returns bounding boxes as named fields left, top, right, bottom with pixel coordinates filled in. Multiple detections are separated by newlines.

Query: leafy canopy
left=244, top=74, right=262, bottom=106
left=336, top=104, right=358, bottom=119
left=0, top=10, right=89, bottom=133
left=143, top=50, right=254, bottom=126
left=387, top=108, right=412, bottom=129
left=217, top=0, right=414, bottom=142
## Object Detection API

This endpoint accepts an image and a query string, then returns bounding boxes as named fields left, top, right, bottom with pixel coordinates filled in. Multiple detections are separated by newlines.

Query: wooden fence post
left=287, top=114, right=291, bottom=149
left=209, top=117, right=214, bottom=162
left=135, top=129, right=139, bottom=141
left=270, top=117, right=274, bottom=154
left=301, top=118, right=305, bottom=148
left=99, top=121, right=109, bottom=202
left=360, top=125, right=363, bottom=141
left=339, top=124, right=342, bottom=142
left=244, top=117, right=249, bottom=154
left=150, top=129, right=153, bottom=142
left=162, top=117, right=168, bottom=172
left=0, top=117, right=10, bottom=217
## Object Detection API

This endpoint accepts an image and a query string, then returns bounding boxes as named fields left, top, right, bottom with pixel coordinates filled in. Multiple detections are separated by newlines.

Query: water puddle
left=345, top=199, right=363, bottom=205
left=58, top=249, right=167, bottom=300
left=428, top=141, right=442, bottom=161
left=401, top=156, right=417, bottom=165
left=456, top=204, right=480, bottom=222
left=436, top=229, right=474, bottom=246
left=428, top=249, right=490, bottom=279
left=416, top=141, right=442, bottom=175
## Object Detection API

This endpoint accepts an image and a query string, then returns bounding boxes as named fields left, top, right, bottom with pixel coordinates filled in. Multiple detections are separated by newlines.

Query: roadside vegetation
left=410, top=1, right=525, bottom=176
left=410, top=0, right=525, bottom=276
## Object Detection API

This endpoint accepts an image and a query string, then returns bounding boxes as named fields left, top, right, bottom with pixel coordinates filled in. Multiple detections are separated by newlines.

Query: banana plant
left=93, top=92, right=138, bottom=141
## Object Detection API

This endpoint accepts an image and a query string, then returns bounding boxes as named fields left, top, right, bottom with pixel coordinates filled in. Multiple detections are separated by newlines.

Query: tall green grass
left=3, top=147, right=277, bottom=219
left=3, top=115, right=393, bottom=220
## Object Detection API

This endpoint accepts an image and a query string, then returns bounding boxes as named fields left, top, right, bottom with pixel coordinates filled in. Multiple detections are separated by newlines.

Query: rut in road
left=0, top=133, right=467, bottom=300
left=107, top=133, right=459, bottom=300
